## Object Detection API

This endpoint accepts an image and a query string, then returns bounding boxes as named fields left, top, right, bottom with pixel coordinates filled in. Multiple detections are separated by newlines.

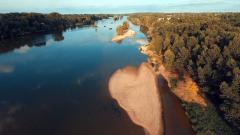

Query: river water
left=0, top=17, right=148, bottom=135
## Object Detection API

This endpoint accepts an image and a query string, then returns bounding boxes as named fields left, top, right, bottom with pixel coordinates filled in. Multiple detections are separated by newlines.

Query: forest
left=0, top=12, right=110, bottom=40
left=129, top=13, right=240, bottom=134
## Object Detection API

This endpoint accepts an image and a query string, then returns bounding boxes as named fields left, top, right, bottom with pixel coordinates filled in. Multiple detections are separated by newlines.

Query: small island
left=112, top=21, right=136, bottom=42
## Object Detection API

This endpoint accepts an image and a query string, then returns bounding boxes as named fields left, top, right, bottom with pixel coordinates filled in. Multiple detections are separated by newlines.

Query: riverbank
left=139, top=45, right=207, bottom=107
left=130, top=14, right=236, bottom=134
left=108, top=17, right=196, bottom=135
left=138, top=43, right=235, bottom=135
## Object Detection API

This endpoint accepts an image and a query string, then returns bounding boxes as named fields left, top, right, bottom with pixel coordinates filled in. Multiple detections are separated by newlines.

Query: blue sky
left=0, top=0, right=239, bottom=13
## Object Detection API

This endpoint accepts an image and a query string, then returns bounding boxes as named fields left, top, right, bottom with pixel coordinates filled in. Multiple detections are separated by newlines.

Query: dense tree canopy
left=129, top=13, right=240, bottom=134
left=0, top=12, right=110, bottom=40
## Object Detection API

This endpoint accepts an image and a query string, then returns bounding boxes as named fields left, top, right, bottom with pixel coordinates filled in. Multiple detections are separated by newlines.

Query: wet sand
left=135, top=39, right=148, bottom=45
left=158, top=76, right=195, bottom=135
left=109, top=63, right=163, bottom=135
left=112, top=30, right=136, bottom=42
left=108, top=63, right=194, bottom=135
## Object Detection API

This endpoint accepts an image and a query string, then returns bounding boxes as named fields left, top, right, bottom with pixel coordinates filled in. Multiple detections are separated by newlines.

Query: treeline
left=129, top=13, right=240, bottom=134
left=0, top=12, right=110, bottom=40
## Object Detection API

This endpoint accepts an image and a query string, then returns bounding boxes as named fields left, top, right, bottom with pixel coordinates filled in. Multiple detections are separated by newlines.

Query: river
left=0, top=17, right=148, bottom=135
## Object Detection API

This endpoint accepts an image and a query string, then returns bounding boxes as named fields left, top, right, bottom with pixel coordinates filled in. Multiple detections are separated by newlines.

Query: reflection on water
left=0, top=17, right=148, bottom=135
left=0, top=31, right=64, bottom=54
left=52, top=32, right=64, bottom=41
left=0, top=65, right=15, bottom=74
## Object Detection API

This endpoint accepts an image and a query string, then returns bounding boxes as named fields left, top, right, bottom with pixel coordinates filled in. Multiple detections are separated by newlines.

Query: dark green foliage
left=148, top=35, right=163, bottom=53
left=116, top=25, right=124, bottom=35
left=0, top=12, right=110, bottom=40
left=164, top=49, right=175, bottom=69
left=183, top=102, right=235, bottom=135
left=130, top=13, right=240, bottom=133
left=122, top=21, right=129, bottom=30
left=169, top=78, right=178, bottom=90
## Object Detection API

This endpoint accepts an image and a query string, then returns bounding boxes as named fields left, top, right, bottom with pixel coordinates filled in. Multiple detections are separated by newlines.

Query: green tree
left=122, top=21, right=129, bottom=30
left=163, top=33, right=171, bottom=51
left=187, top=36, right=198, bottom=50
left=149, top=35, right=163, bottom=53
left=116, top=25, right=124, bottom=35
left=164, top=49, right=175, bottom=69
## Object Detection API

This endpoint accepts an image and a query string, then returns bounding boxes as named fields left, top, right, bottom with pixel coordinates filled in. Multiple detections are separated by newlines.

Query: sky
left=0, top=0, right=239, bottom=13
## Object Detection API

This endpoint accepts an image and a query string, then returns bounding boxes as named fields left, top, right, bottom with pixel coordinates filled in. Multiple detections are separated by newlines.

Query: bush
left=169, top=78, right=178, bottom=90
left=116, top=25, right=124, bottom=35
left=122, top=21, right=129, bottom=30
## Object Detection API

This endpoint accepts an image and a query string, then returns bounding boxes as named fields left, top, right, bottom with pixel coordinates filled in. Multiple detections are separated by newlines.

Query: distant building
left=158, top=18, right=164, bottom=21
left=167, top=17, right=171, bottom=21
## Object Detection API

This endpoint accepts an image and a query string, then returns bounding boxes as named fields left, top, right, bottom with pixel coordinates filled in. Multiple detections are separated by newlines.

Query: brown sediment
left=109, top=63, right=163, bottom=135
left=158, top=75, right=195, bottom=135
left=108, top=62, right=195, bottom=135
left=141, top=44, right=207, bottom=107
left=135, top=39, right=148, bottom=45
left=156, top=60, right=207, bottom=107
left=174, top=74, right=207, bottom=107
left=112, top=29, right=136, bottom=42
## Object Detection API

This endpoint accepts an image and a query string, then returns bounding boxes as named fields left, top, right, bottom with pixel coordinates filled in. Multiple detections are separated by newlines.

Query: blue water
left=0, top=17, right=147, bottom=135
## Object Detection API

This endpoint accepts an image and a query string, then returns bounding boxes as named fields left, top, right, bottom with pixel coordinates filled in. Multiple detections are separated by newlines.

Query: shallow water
left=0, top=17, right=147, bottom=135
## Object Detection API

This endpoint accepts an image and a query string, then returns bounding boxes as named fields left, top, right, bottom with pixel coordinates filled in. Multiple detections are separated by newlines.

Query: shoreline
left=108, top=40, right=195, bottom=135
left=109, top=18, right=195, bottom=135
left=139, top=44, right=207, bottom=106
left=140, top=44, right=195, bottom=135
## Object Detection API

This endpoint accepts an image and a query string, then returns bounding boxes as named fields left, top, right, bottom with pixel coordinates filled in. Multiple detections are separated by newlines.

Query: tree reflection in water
left=0, top=32, right=64, bottom=54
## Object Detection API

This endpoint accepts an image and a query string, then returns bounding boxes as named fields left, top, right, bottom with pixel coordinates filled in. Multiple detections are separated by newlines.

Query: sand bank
left=112, top=29, right=136, bottom=42
left=108, top=62, right=194, bottom=135
left=135, top=39, right=148, bottom=45
left=109, top=63, right=163, bottom=135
